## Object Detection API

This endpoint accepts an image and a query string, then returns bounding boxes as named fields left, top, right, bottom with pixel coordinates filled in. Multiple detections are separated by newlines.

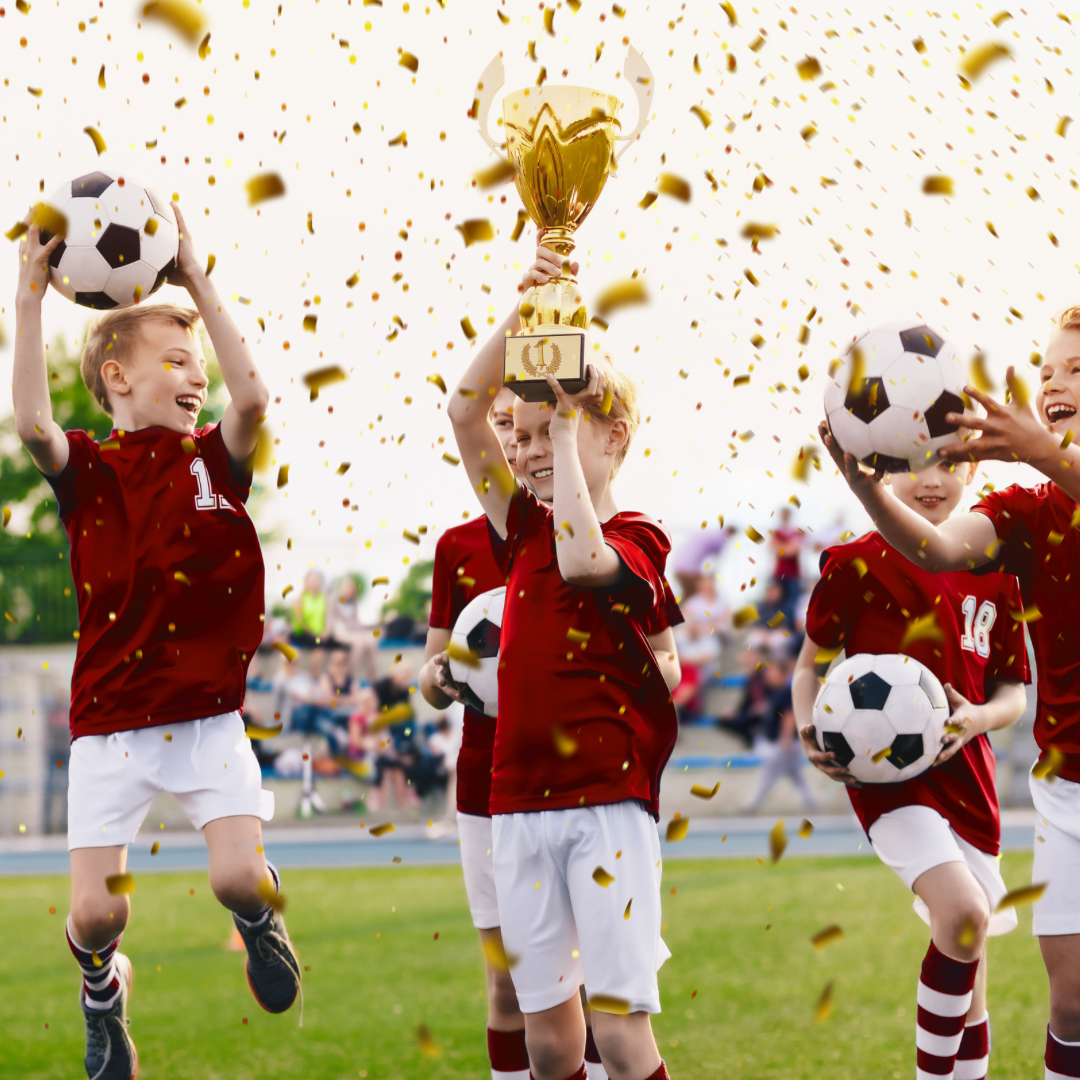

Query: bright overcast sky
left=1, top=0, right=1076, bottom=618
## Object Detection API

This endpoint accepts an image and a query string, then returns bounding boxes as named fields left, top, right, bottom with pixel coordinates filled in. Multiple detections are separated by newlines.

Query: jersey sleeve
left=805, top=543, right=870, bottom=649
left=428, top=534, right=455, bottom=631
left=603, top=515, right=674, bottom=630
left=970, top=484, right=1039, bottom=578
left=196, top=423, right=251, bottom=506
left=643, top=578, right=685, bottom=635
left=987, top=576, right=1031, bottom=685
left=41, top=430, right=97, bottom=522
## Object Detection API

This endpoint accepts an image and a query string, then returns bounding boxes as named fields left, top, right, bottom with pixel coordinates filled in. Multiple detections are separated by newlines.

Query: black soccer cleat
left=233, top=908, right=302, bottom=1015
left=81, top=952, right=137, bottom=1080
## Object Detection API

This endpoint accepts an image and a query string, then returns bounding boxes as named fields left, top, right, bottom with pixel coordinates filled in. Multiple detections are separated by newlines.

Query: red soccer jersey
left=490, top=486, right=683, bottom=819
left=806, top=532, right=1029, bottom=854
left=429, top=516, right=506, bottom=818
left=45, top=424, right=265, bottom=741
left=972, top=482, right=1080, bottom=782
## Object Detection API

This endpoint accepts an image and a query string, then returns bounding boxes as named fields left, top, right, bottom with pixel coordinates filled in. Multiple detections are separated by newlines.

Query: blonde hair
left=81, top=303, right=200, bottom=415
left=1055, top=306, right=1080, bottom=333
left=581, top=346, right=640, bottom=478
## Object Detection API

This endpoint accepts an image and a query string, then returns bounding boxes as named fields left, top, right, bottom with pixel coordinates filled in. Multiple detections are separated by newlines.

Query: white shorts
left=68, top=712, right=274, bottom=851
left=1030, top=767, right=1080, bottom=936
left=458, top=812, right=500, bottom=930
left=492, top=801, right=671, bottom=1016
left=869, top=805, right=1017, bottom=937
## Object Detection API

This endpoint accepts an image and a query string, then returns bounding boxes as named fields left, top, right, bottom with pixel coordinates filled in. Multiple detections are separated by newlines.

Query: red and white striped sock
left=66, top=916, right=123, bottom=1011
left=955, top=1014, right=990, bottom=1080
left=487, top=1027, right=529, bottom=1080
left=916, top=941, right=978, bottom=1080
left=644, top=1063, right=671, bottom=1080
left=584, top=1027, right=609, bottom=1080
left=1047, top=1027, right=1080, bottom=1079
left=530, top=1067, right=585, bottom=1080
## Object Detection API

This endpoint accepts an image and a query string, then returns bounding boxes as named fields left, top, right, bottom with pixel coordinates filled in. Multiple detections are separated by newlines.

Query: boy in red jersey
left=795, top=459, right=1028, bottom=1080
left=825, top=307, right=1080, bottom=1080
left=420, top=386, right=532, bottom=1080
left=14, top=207, right=298, bottom=1079
left=448, top=242, right=682, bottom=1080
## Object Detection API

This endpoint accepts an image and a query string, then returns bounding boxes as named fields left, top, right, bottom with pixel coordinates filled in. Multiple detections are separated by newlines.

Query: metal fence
left=0, top=551, right=78, bottom=646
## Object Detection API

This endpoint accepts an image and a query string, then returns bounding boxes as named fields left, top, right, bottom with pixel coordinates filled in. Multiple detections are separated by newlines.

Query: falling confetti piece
left=98, top=65, right=106, bottom=89
left=460, top=316, right=477, bottom=340
left=142, top=0, right=205, bottom=43
left=481, top=935, right=518, bottom=971
left=446, top=640, right=481, bottom=669
left=84, top=127, right=108, bottom=156
left=273, top=641, right=298, bottom=663
left=150, top=842, right=160, bottom=856
left=811, top=925, right=844, bottom=950
left=623, top=898, right=632, bottom=920
left=302, top=365, right=347, bottom=400
left=769, top=820, right=787, bottom=863
left=800, top=123, right=817, bottom=142
left=369, top=822, right=396, bottom=838
left=690, top=782, right=721, bottom=799
left=990, top=10, right=1012, bottom=26
left=473, top=159, right=516, bottom=189
left=303, top=315, right=318, bottom=334
left=638, top=191, right=658, bottom=210
left=595, top=279, right=649, bottom=318
left=276, top=464, right=290, bottom=489
left=552, top=726, right=578, bottom=757
left=255, top=876, right=286, bottom=912
left=1010, top=606, right=1042, bottom=623
left=1056, top=116, right=1072, bottom=137
left=994, top=883, right=1047, bottom=911
left=592, top=866, right=615, bottom=888
left=1032, top=747, right=1065, bottom=780
left=105, top=873, right=136, bottom=896
left=173, top=571, right=191, bottom=587
left=744, top=269, right=760, bottom=287
left=796, top=56, right=822, bottom=81
left=960, top=42, right=1011, bottom=81
left=798, top=819, right=814, bottom=840
left=913, top=37, right=927, bottom=54
left=198, top=32, right=211, bottom=60
left=245, top=173, right=286, bottom=206
left=871, top=745, right=892, bottom=764
left=417, top=1025, right=441, bottom=1058
left=455, top=219, right=495, bottom=247
left=720, top=0, right=737, bottom=24
left=1006, top=368, right=1030, bottom=407
left=900, top=612, right=944, bottom=649
left=5, top=221, right=29, bottom=242
left=665, top=816, right=689, bottom=843
left=398, top=51, right=419, bottom=73
left=345, top=271, right=360, bottom=288
left=92, top=949, right=103, bottom=968
left=245, top=722, right=284, bottom=740
left=922, top=176, right=954, bottom=196
left=589, top=995, right=631, bottom=1016
left=689, top=104, right=712, bottom=129
left=814, top=981, right=834, bottom=1023
left=745, top=525, right=764, bottom=544
left=658, top=173, right=691, bottom=202
left=732, top=605, right=759, bottom=629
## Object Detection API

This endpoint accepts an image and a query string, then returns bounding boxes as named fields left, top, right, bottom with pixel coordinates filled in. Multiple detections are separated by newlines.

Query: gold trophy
left=475, top=48, right=655, bottom=401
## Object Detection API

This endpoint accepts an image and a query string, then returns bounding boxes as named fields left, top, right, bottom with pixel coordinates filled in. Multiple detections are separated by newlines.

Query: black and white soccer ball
left=448, top=586, right=504, bottom=717
left=812, top=653, right=949, bottom=783
left=823, top=322, right=968, bottom=473
left=39, top=170, right=179, bottom=310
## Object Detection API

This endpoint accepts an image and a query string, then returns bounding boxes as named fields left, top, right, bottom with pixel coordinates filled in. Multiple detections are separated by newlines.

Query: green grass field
left=1, top=853, right=1051, bottom=1079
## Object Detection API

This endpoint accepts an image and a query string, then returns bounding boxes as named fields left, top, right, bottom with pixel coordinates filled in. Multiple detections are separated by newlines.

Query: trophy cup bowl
left=475, top=49, right=655, bottom=401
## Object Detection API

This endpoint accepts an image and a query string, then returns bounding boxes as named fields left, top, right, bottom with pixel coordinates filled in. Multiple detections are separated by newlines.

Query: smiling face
left=103, top=318, right=209, bottom=433
left=490, top=386, right=520, bottom=474
left=886, top=460, right=976, bottom=525
left=513, top=399, right=626, bottom=503
left=1038, top=327, right=1080, bottom=443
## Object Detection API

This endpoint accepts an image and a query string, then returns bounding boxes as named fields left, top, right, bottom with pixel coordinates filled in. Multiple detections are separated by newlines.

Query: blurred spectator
left=326, top=576, right=377, bottom=677
left=718, top=645, right=773, bottom=747
left=367, top=662, right=421, bottom=811
left=290, top=570, right=329, bottom=647
left=672, top=574, right=728, bottom=722
left=43, top=685, right=70, bottom=834
left=672, top=524, right=736, bottom=599
left=770, top=506, right=804, bottom=609
left=742, top=655, right=817, bottom=813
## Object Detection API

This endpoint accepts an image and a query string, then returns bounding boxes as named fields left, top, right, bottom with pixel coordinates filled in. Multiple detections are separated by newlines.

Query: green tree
left=381, top=560, right=434, bottom=624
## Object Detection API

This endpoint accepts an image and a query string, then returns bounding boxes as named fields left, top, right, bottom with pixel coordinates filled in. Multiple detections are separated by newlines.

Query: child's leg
left=523, top=996, right=587, bottom=1080
left=1040, top=935, right=1080, bottom=1078
left=581, top=987, right=609, bottom=1080
left=204, top=814, right=273, bottom=914
left=480, top=928, right=529, bottom=1080
left=589, top=1013, right=662, bottom=1080
left=956, top=949, right=990, bottom=1080
left=69, top=846, right=131, bottom=1006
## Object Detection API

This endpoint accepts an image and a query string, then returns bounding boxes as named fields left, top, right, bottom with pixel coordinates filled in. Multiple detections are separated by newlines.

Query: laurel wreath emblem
left=520, top=342, right=562, bottom=378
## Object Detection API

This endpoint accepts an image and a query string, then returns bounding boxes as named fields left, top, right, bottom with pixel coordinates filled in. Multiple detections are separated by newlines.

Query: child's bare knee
left=70, top=898, right=129, bottom=949
left=210, top=863, right=269, bottom=912
left=488, top=968, right=521, bottom=1023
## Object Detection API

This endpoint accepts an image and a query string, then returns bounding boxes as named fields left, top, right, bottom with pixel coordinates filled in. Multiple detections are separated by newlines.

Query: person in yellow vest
left=291, top=570, right=328, bottom=646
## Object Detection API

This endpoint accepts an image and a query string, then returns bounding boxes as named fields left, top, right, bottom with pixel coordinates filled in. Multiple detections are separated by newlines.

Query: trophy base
left=503, top=328, right=586, bottom=402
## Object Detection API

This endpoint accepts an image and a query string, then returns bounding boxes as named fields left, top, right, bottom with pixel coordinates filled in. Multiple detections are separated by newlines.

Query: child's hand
left=818, top=419, right=885, bottom=497
left=934, top=683, right=983, bottom=766
left=547, top=363, right=604, bottom=442
left=799, top=722, right=862, bottom=787
left=16, top=212, right=63, bottom=303
left=937, top=373, right=1055, bottom=468
left=431, top=653, right=467, bottom=704
left=520, top=233, right=579, bottom=293
left=165, top=201, right=202, bottom=291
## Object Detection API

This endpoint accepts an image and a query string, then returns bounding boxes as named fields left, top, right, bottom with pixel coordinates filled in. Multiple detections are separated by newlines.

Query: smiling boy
left=825, top=306, right=1080, bottom=1080
left=14, top=205, right=299, bottom=1079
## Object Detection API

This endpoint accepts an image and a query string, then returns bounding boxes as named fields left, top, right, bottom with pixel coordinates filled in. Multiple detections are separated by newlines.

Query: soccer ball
left=812, top=652, right=949, bottom=783
left=448, top=587, right=504, bottom=717
left=823, top=321, right=968, bottom=473
left=38, top=170, right=179, bottom=310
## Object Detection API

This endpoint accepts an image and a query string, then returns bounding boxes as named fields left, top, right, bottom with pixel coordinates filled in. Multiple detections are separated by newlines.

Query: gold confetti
left=814, top=645, right=843, bottom=664
left=595, top=279, right=649, bottom=317
left=592, top=866, right=615, bottom=888
left=689, top=104, right=712, bottom=129
left=141, top=0, right=205, bottom=43
left=690, top=782, right=721, bottom=799
left=1006, top=368, right=1030, bottom=407
left=371, top=576, right=390, bottom=587
left=105, top=873, right=136, bottom=896
left=811, top=925, right=844, bottom=950
left=720, top=0, right=737, bottom=24
left=275, top=464, right=290, bottom=489
left=198, top=32, right=211, bottom=60
left=743, top=269, right=760, bottom=287
left=83, top=127, right=108, bottom=156
left=256, top=876, right=286, bottom=912
left=481, top=935, right=518, bottom=970
left=769, top=819, right=787, bottom=863
left=245, top=722, right=284, bottom=740
left=994, top=883, right=1047, bottom=911
left=900, top=612, right=944, bottom=648
left=665, top=816, right=689, bottom=843
left=969, top=353, right=994, bottom=394
left=1056, top=116, right=1072, bottom=137
left=244, top=173, right=286, bottom=206
left=460, top=316, right=477, bottom=341
left=796, top=55, right=822, bottom=81
left=741, top=223, right=778, bottom=243
left=658, top=173, right=691, bottom=202
left=748, top=34, right=764, bottom=52
left=922, top=175, right=954, bottom=196
left=417, top=1025, right=441, bottom=1059
left=442, top=452, right=460, bottom=466
left=369, top=822, right=396, bottom=838
left=455, top=219, right=495, bottom=247
left=446, top=640, right=481, bottom=669
left=473, top=159, right=516, bottom=189
left=150, top=841, right=160, bottom=856
left=990, top=10, right=1013, bottom=26
left=590, top=995, right=631, bottom=1016
left=814, top=981, right=834, bottom=1023
left=623, top=898, right=632, bottom=920
left=744, top=525, right=764, bottom=544
left=1032, top=747, right=1065, bottom=780
left=302, top=365, right=347, bottom=401
left=566, top=628, right=590, bottom=644
left=91, top=949, right=103, bottom=968
left=871, top=745, right=892, bottom=764
left=173, top=571, right=191, bottom=587
left=732, top=605, right=759, bottom=629
left=552, top=726, right=578, bottom=757
left=800, top=123, right=817, bottom=142
left=913, top=37, right=927, bottom=54
left=1010, top=606, right=1042, bottom=623
left=986, top=220, right=999, bottom=238
left=302, top=315, right=318, bottom=335
left=510, top=209, right=529, bottom=242
left=960, top=42, right=1011, bottom=81
left=638, top=191, right=658, bottom=210
left=5, top=221, right=29, bottom=242
left=273, top=641, right=298, bottom=663
left=798, top=819, right=814, bottom=840
left=398, top=51, right=419, bottom=73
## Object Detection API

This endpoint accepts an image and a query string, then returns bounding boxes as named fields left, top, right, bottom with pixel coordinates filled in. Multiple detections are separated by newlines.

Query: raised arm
left=167, top=203, right=269, bottom=465
left=821, top=421, right=998, bottom=573
left=447, top=243, right=569, bottom=539
left=13, top=218, right=68, bottom=476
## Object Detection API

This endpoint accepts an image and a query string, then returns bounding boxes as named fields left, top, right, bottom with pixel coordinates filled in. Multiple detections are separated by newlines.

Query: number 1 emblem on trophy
left=475, top=48, right=655, bottom=402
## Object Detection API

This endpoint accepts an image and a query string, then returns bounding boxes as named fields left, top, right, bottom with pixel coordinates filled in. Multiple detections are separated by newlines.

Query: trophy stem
left=539, top=225, right=577, bottom=274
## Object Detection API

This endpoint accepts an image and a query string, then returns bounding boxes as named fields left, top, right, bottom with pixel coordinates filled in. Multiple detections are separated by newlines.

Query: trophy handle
left=613, top=46, right=655, bottom=165
left=475, top=53, right=508, bottom=152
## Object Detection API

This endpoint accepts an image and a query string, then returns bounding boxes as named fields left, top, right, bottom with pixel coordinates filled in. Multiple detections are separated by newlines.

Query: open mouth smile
left=176, top=395, right=202, bottom=417
left=532, top=467, right=553, bottom=480
left=916, top=495, right=945, bottom=505
left=1046, top=402, right=1077, bottom=426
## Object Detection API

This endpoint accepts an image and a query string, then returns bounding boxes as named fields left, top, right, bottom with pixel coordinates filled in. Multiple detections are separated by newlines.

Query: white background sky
left=1, top=0, right=1078, bottom=619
